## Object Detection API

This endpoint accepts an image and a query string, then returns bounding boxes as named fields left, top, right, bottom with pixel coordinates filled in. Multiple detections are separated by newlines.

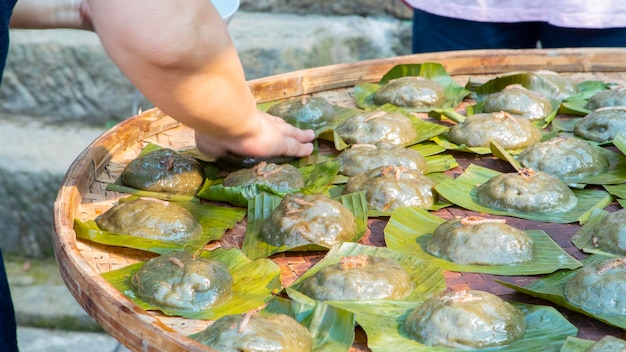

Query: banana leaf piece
left=434, top=164, right=613, bottom=224
left=241, top=192, right=368, bottom=259
left=101, top=248, right=281, bottom=320
left=285, top=242, right=446, bottom=308
left=74, top=199, right=246, bottom=254
left=384, top=207, right=582, bottom=275
left=492, top=139, right=626, bottom=186
left=559, top=80, right=614, bottom=116
left=196, top=160, right=340, bottom=207
left=264, top=297, right=356, bottom=352
left=316, top=105, right=449, bottom=151
left=497, top=254, right=626, bottom=330
left=570, top=207, right=622, bottom=257
left=560, top=336, right=595, bottom=352
left=354, top=62, right=471, bottom=112
left=347, top=299, right=577, bottom=352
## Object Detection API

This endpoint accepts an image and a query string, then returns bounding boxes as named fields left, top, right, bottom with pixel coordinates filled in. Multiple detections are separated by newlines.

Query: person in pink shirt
left=401, top=0, right=626, bottom=53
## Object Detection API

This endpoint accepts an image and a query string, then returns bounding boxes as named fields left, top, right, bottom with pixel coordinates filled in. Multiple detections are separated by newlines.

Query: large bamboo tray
left=53, top=48, right=626, bottom=351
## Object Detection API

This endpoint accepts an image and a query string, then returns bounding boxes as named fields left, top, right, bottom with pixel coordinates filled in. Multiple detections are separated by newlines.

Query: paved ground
left=8, top=258, right=131, bottom=352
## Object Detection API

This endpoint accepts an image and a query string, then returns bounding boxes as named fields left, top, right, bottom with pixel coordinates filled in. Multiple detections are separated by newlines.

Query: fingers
left=193, top=111, right=316, bottom=159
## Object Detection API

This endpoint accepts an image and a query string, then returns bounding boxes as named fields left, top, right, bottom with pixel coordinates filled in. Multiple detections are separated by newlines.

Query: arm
left=85, top=0, right=314, bottom=158
left=10, top=0, right=92, bottom=30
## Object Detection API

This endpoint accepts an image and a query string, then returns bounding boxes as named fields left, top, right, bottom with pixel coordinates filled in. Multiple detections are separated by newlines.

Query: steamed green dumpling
left=300, top=255, right=413, bottom=301
left=336, top=110, right=417, bottom=147
left=267, top=96, right=336, bottom=130
left=447, top=111, right=542, bottom=149
left=404, top=290, right=526, bottom=349
left=373, top=76, right=445, bottom=108
left=193, top=313, right=314, bottom=352
left=564, top=257, right=626, bottom=316
left=122, top=148, right=205, bottom=195
left=426, top=216, right=534, bottom=265
left=516, top=136, right=609, bottom=180
left=574, top=107, right=626, bottom=143
left=337, top=144, right=427, bottom=177
left=344, top=166, right=435, bottom=212
left=130, top=251, right=232, bottom=311
left=476, top=168, right=578, bottom=213
left=590, top=209, right=626, bottom=255
left=482, top=85, right=553, bottom=121
left=96, top=198, right=202, bottom=243
left=585, top=87, right=626, bottom=110
left=260, top=193, right=357, bottom=248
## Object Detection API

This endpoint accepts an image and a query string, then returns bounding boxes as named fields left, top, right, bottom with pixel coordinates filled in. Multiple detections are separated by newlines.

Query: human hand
left=194, top=110, right=316, bottom=159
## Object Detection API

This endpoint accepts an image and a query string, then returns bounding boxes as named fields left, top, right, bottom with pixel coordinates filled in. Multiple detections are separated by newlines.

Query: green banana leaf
left=570, top=207, right=622, bottom=257
left=74, top=199, right=246, bottom=254
left=196, top=160, right=340, bottom=207
left=559, top=336, right=596, bottom=352
left=354, top=62, right=471, bottom=112
left=559, top=80, right=614, bottom=116
left=101, top=248, right=281, bottom=320
left=265, top=297, right=356, bottom=352
left=434, top=164, right=613, bottom=224
left=497, top=254, right=626, bottom=330
left=316, top=105, right=449, bottom=151
left=384, top=207, right=582, bottom=275
left=344, top=299, right=577, bottom=352
left=491, top=139, right=626, bottom=186
left=241, top=192, right=369, bottom=259
left=285, top=242, right=446, bottom=308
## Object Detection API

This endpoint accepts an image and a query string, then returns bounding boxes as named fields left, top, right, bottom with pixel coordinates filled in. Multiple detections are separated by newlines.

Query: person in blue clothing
left=401, top=0, right=626, bottom=53
left=1, top=1, right=315, bottom=350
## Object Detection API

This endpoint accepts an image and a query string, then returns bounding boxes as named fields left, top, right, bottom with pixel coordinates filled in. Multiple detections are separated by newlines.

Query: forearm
left=10, top=0, right=92, bottom=30
left=86, top=0, right=260, bottom=140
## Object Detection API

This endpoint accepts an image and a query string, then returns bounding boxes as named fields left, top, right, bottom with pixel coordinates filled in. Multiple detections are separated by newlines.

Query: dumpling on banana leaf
left=404, top=290, right=526, bottom=349
left=130, top=251, right=232, bottom=312
left=563, top=257, right=626, bottom=316
left=476, top=168, right=578, bottom=213
left=193, top=313, right=314, bottom=352
left=373, top=76, right=445, bottom=108
left=267, top=96, right=337, bottom=130
left=337, top=144, right=427, bottom=177
left=534, top=70, right=580, bottom=99
left=447, top=112, right=542, bottom=149
left=574, top=107, right=626, bottom=142
left=516, top=136, right=610, bottom=180
left=121, top=148, right=205, bottom=195
left=426, top=216, right=534, bottom=265
left=299, top=255, right=413, bottom=301
left=585, top=87, right=626, bottom=110
left=482, top=85, right=554, bottom=121
left=260, top=193, right=357, bottom=248
left=222, top=161, right=305, bottom=193
left=335, top=110, right=417, bottom=147
left=343, top=166, right=436, bottom=212
left=95, top=198, right=202, bottom=243
left=588, top=209, right=626, bottom=256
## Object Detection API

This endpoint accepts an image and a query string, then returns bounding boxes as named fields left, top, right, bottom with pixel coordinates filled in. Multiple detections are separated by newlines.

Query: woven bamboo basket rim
left=53, top=48, right=626, bottom=351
